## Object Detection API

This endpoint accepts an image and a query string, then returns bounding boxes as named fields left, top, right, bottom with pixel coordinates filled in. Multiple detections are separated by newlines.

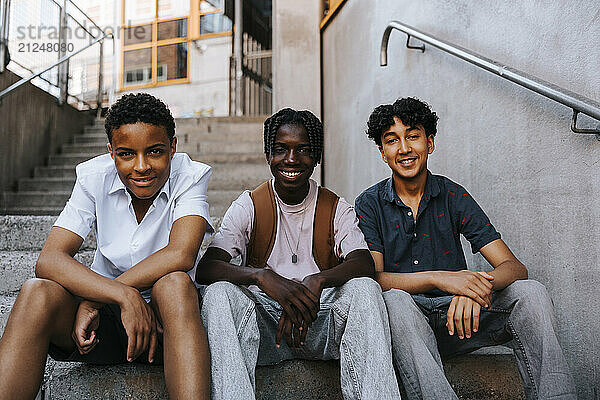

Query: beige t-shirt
left=209, top=179, right=368, bottom=285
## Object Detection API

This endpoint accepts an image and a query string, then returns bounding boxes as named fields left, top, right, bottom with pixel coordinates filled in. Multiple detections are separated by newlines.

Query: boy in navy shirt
left=355, top=97, right=575, bottom=399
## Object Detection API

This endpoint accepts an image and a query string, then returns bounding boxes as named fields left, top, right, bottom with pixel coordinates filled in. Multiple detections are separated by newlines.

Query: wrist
left=428, top=271, right=444, bottom=290
left=305, top=273, right=326, bottom=290
left=253, top=268, right=269, bottom=287
left=116, top=285, right=140, bottom=308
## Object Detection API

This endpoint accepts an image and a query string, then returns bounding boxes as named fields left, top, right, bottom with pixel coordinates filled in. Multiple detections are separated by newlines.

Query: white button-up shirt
left=54, top=153, right=213, bottom=301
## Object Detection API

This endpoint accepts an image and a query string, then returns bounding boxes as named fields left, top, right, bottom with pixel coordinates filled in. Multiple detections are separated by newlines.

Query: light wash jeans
left=384, top=279, right=576, bottom=400
left=201, top=277, right=401, bottom=400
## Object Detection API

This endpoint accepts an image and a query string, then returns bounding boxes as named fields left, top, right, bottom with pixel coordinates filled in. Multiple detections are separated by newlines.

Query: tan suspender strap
left=313, top=187, right=340, bottom=270
left=247, top=181, right=277, bottom=268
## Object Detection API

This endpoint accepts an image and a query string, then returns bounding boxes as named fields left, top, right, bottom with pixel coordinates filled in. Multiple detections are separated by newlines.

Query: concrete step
left=72, top=133, right=107, bottom=145
left=3, top=191, right=71, bottom=208
left=34, top=166, right=75, bottom=178
left=18, top=178, right=76, bottom=192
left=194, top=153, right=266, bottom=164
left=194, top=140, right=263, bottom=155
left=40, top=351, right=523, bottom=399
left=61, top=143, right=108, bottom=155
left=1, top=206, right=67, bottom=216
left=48, top=154, right=97, bottom=166
left=0, top=250, right=95, bottom=295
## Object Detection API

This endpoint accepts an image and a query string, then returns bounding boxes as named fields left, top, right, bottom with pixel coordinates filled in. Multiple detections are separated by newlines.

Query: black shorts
left=48, top=303, right=164, bottom=365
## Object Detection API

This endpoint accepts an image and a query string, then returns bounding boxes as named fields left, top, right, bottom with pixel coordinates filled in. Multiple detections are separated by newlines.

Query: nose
left=399, top=137, right=411, bottom=154
left=283, top=149, right=299, bottom=164
left=134, top=154, right=151, bottom=173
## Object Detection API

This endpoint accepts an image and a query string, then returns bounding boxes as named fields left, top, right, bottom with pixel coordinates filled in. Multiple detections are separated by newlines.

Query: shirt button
left=413, top=260, right=419, bottom=265
left=132, top=242, right=138, bottom=249
left=407, top=211, right=412, bottom=216
left=413, top=233, right=417, bottom=238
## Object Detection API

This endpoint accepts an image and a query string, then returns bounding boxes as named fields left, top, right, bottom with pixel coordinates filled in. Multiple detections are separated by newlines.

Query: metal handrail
left=0, top=31, right=112, bottom=102
left=380, top=20, right=600, bottom=136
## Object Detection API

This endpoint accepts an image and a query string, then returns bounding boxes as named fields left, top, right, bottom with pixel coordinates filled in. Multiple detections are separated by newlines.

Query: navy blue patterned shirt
left=355, top=172, right=500, bottom=278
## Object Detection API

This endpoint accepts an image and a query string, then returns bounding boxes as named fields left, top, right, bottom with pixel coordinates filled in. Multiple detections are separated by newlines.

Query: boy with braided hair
left=196, top=108, right=400, bottom=400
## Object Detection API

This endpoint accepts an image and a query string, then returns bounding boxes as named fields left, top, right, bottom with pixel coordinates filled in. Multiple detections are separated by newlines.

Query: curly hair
left=263, top=108, right=323, bottom=165
left=366, top=97, right=438, bottom=146
left=104, top=93, right=175, bottom=143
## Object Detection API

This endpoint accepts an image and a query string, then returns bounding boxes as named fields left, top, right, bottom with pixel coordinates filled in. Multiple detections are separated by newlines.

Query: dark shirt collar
left=383, top=171, right=441, bottom=204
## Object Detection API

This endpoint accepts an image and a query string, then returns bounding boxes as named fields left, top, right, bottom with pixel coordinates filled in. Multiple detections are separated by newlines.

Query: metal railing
left=0, top=0, right=113, bottom=113
left=380, top=20, right=600, bottom=137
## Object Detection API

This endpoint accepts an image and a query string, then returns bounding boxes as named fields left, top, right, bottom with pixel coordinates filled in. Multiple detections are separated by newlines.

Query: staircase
left=0, top=116, right=525, bottom=399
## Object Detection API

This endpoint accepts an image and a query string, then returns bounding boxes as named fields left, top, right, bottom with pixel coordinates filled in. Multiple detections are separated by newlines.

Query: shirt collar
left=382, top=171, right=441, bottom=204
left=107, top=171, right=171, bottom=201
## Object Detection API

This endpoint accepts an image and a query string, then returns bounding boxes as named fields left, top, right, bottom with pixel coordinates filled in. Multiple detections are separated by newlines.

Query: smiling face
left=379, top=116, right=434, bottom=182
left=107, top=122, right=176, bottom=202
left=268, top=123, right=315, bottom=204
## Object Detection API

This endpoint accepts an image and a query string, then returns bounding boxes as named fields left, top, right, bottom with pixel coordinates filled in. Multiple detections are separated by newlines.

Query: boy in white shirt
left=0, top=93, right=212, bottom=399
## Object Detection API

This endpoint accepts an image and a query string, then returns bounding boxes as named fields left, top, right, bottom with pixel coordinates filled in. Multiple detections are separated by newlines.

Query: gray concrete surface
left=0, top=70, right=93, bottom=196
left=319, top=1, right=600, bottom=397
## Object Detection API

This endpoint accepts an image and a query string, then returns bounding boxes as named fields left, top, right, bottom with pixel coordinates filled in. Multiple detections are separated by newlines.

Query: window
left=120, top=0, right=190, bottom=90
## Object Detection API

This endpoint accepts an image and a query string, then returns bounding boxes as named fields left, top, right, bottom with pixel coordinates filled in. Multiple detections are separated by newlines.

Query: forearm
left=312, top=250, right=375, bottom=289
left=36, top=251, right=131, bottom=306
left=195, top=260, right=262, bottom=286
left=115, top=247, right=197, bottom=291
left=488, top=259, right=528, bottom=290
left=375, top=271, right=439, bottom=293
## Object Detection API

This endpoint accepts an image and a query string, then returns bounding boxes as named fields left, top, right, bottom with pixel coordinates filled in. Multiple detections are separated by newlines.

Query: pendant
left=292, top=254, right=298, bottom=263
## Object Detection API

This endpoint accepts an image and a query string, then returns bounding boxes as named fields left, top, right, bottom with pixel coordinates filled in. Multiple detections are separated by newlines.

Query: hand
left=257, top=269, right=319, bottom=329
left=119, top=288, right=161, bottom=363
left=436, top=270, right=494, bottom=308
left=446, top=295, right=482, bottom=339
left=72, top=300, right=101, bottom=355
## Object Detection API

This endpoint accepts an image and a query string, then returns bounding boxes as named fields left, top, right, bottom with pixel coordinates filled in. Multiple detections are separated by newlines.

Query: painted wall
left=121, top=35, right=232, bottom=117
left=0, top=70, right=93, bottom=196
left=321, top=1, right=600, bottom=397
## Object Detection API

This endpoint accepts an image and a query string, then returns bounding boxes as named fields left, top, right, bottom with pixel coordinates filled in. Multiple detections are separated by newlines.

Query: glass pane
left=124, top=0, right=156, bottom=25
left=123, top=47, right=152, bottom=87
left=158, top=0, right=189, bottom=19
left=200, top=13, right=232, bottom=35
left=157, top=43, right=188, bottom=81
left=158, top=18, right=188, bottom=41
left=124, top=24, right=153, bottom=46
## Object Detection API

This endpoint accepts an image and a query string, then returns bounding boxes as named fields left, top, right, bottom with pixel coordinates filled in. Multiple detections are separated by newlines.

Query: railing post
left=233, top=0, right=243, bottom=116
left=0, top=0, right=11, bottom=73
left=96, top=38, right=103, bottom=118
left=57, top=0, right=69, bottom=105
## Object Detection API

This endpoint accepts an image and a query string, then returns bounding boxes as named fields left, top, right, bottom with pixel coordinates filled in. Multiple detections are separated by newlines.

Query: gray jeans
left=201, top=277, right=401, bottom=400
left=384, top=279, right=576, bottom=400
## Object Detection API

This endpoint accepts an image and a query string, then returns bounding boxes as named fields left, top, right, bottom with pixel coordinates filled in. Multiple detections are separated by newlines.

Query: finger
left=477, top=271, right=494, bottom=281
left=137, top=331, right=147, bottom=360
left=462, top=298, right=472, bottom=338
left=288, top=297, right=315, bottom=327
left=148, top=331, right=158, bottom=363
left=464, top=288, right=488, bottom=308
left=446, top=297, right=457, bottom=336
left=284, top=317, right=294, bottom=348
left=126, top=330, right=136, bottom=362
left=300, top=320, right=309, bottom=345
left=276, top=313, right=286, bottom=348
left=454, top=299, right=465, bottom=339
left=473, top=302, right=481, bottom=333
left=293, top=322, right=302, bottom=348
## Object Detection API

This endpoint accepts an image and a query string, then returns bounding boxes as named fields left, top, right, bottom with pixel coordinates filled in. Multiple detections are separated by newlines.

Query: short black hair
left=105, top=93, right=175, bottom=143
left=263, top=108, right=323, bottom=165
left=366, top=97, right=438, bottom=146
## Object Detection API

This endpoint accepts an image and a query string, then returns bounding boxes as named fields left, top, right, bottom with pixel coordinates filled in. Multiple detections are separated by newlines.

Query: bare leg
left=0, top=278, right=78, bottom=400
left=151, top=272, right=210, bottom=400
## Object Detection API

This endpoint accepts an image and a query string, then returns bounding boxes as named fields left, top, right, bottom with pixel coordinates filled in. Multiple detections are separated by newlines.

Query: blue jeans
left=384, top=279, right=576, bottom=400
left=201, top=277, right=401, bottom=400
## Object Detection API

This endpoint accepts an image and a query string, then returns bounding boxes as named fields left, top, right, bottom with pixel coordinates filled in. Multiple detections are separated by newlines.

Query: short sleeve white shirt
left=54, top=152, right=213, bottom=301
left=209, top=179, right=368, bottom=287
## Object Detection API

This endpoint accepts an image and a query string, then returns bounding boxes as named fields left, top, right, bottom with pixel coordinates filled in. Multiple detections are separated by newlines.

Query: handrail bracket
left=406, top=35, right=425, bottom=52
left=571, top=110, right=600, bottom=140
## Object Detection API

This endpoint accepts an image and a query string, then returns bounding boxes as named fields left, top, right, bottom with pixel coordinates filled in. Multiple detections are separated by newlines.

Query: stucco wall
left=0, top=70, right=93, bottom=195
left=321, top=1, right=599, bottom=397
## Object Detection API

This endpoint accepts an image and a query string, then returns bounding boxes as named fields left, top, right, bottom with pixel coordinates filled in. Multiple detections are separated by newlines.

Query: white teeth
left=281, top=171, right=301, bottom=178
left=400, top=159, right=416, bottom=164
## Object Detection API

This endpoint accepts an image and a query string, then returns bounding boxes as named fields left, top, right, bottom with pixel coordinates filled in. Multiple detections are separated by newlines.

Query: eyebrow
left=114, top=143, right=167, bottom=152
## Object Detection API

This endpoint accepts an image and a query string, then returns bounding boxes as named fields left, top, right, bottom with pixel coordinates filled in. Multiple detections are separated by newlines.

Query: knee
left=201, top=281, right=244, bottom=310
left=17, top=278, right=68, bottom=316
left=343, top=277, right=382, bottom=298
left=382, top=288, right=413, bottom=306
left=152, top=271, right=196, bottom=302
left=507, top=279, right=551, bottom=303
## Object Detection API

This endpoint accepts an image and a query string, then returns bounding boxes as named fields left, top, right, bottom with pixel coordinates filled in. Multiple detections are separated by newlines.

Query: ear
left=379, top=146, right=387, bottom=162
left=427, top=135, right=435, bottom=154
left=107, top=143, right=114, bottom=160
left=170, top=137, right=177, bottom=158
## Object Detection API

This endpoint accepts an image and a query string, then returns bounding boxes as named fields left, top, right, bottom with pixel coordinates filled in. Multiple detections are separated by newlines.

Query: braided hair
left=263, top=108, right=323, bottom=165
left=105, top=93, right=176, bottom=144
left=366, top=97, right=438, bottom=146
